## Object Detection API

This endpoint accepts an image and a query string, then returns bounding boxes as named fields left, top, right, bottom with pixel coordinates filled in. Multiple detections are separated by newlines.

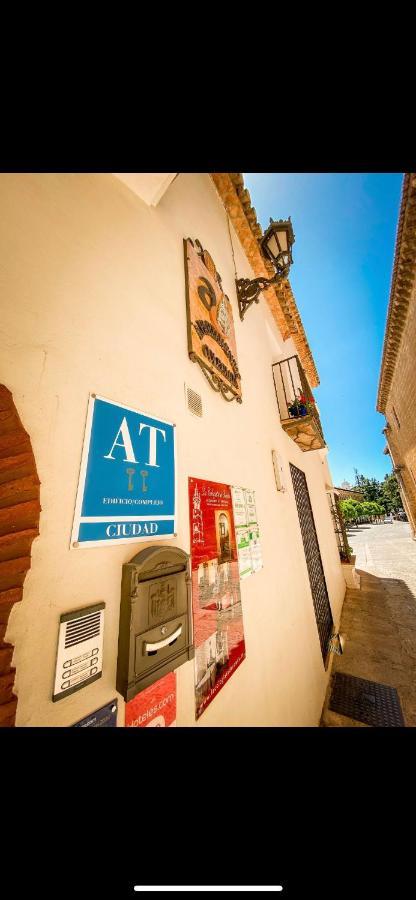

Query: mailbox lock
left=144, top=624, right=183, bottom=655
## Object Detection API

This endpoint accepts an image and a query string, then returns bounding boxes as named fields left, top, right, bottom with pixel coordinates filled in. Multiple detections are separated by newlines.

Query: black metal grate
left=329, top=672, right=405, bottom=727
left=290, top=463, right=334, bottom=661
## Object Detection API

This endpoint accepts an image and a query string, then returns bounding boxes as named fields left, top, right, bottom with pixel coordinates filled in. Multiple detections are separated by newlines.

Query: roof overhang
left=210, top=173, right=319, bottom=388
left=377, top=173, right=416, bottom=413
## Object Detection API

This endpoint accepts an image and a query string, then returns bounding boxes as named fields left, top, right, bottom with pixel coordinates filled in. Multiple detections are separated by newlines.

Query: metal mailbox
left=116, top=545, right=194, bottom=702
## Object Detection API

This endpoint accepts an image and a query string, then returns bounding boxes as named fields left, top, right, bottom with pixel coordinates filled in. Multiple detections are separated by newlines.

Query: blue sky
left=244, top=173, right=403, bottom=486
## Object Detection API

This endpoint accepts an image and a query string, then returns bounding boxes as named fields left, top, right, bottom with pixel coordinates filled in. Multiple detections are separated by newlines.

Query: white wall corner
left=113, top=173, right=178, bottom=206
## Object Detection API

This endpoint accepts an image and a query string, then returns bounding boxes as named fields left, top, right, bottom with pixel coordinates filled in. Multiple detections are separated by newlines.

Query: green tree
left=354, top=501, right=364, bottom=522
left=340, top=500, right=356, bottom=524
left=353, top=469, right=383, bottom=503
left=380, top=472, right=402, bottom=513
left=365, top=501, right=383, bottom=521
left=362, top=501, right=374, bottom=520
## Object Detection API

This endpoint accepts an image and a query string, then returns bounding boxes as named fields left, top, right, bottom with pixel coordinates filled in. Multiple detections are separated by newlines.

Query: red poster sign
left=189, top=477, right=246, bottom=719
left=125, top=672, right=176, bottom=727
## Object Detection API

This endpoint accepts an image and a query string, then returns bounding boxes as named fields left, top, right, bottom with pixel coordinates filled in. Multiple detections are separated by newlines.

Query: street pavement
left=348, top=520, right=416, bottom=594
left=321, top=521, right=416, bottom=726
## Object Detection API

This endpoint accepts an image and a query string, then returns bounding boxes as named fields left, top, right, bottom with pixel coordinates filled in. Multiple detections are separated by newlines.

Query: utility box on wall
left=116, top=546, right=194, bottom=702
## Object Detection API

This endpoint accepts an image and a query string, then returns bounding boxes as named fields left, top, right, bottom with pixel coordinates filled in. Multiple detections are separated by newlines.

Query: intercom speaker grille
left=65, top=610, right=102, bottom=648
left=185, top=384, right=203, bottom=418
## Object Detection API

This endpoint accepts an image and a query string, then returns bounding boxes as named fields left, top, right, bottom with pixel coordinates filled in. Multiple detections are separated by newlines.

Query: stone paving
left=321, top=521, right=416, bottom=727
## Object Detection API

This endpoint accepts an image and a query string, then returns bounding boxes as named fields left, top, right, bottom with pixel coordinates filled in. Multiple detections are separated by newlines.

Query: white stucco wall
left=0, top=172, right=345, bottom=726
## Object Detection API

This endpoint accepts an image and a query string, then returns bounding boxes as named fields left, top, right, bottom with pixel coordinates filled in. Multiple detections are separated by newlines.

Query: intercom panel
left=53, top=602, right=105, bottom=702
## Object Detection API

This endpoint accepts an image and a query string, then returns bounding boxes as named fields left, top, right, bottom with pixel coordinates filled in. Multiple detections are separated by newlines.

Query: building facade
left=377, top=173, right=416, bottom=539
left=0, top=172, right=345, bottom=727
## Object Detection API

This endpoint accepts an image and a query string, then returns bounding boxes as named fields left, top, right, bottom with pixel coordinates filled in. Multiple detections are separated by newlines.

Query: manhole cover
left=329, top=673, right=405, bottom=727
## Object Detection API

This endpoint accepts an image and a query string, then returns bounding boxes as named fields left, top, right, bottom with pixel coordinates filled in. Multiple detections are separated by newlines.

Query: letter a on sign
left=104, top=417, right=138, bottom=463
left=71, top=394, right=177, bottom=548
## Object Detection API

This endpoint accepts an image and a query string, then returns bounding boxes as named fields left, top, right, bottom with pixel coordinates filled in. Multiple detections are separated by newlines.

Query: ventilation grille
left=185, top=384, right=203, bottom=417
left=65, top=610, right=102, bottom=648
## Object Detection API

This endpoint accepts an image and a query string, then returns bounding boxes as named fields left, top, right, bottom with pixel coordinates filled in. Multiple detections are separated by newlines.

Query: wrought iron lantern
left=236, top=217, right=295, bottom=320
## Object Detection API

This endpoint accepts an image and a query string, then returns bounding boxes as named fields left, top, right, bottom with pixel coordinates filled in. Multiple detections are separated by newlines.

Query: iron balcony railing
left=272, top=355, right=326, bottom=450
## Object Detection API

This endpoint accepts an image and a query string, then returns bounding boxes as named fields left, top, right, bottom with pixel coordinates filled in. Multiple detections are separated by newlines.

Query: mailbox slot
left=117, top=545, right=194, bottom=701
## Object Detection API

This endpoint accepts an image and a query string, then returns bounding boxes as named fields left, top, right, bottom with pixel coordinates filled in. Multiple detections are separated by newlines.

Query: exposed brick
left=0, top=385, right=40, bottom=726
left=0, top=474, right=40, bottom=509
left=0, top=646, right=14, bottom=675
left=0, top=698, right=17, bottom=727
left=0, top=587, right=23, bottom=623
left=0, top=430, right=32, bottom=459
left=0, top=556, right=31, bottom=592
left=0, top=451, right=35, bottom=485
left=0, top=670, right=16, bottom=704
left=0, top=498, right=41, bottom=537
left=0, top=528, right=39, bottom=563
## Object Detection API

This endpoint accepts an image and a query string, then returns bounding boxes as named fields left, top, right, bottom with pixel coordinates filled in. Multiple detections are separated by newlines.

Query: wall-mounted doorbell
left=53, top=602, right=105, bottom=701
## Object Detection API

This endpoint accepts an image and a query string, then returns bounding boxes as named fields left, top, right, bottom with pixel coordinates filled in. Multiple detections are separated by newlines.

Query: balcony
left=272, top=355, right=326, bottom=451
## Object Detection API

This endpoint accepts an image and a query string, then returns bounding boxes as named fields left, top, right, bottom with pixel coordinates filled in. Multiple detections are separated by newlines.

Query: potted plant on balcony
left=288, top=397, right=302, bottom=417
left=300, top=392, right=316, bottom=416
left=288, top=391, right=315, bottom=418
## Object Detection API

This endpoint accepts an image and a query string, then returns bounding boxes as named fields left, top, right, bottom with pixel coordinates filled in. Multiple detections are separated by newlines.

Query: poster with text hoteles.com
left=189, top=477, right=246, bottom=720
left=125, top=673, right=176, bottom=727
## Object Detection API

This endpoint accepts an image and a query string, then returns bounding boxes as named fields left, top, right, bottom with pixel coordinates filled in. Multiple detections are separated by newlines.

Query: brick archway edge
left=0, top=385, right=40, bottom=726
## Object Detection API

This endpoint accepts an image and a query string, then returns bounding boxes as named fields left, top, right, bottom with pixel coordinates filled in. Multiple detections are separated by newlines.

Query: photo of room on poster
left=232, top=486, right=263, bottom=578
left=244, top=488, right=263, bottom=575
left=189, top=477, right=246, bottom=720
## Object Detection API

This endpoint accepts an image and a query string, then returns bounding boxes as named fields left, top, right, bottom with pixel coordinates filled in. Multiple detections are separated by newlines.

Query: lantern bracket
left=236, top=266, right=289, bottom=321
left=235, top=216, right=295, bottom=320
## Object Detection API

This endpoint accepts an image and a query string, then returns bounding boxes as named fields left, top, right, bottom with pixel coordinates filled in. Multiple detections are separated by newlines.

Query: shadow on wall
left=321, top=569, right=416, bottom=727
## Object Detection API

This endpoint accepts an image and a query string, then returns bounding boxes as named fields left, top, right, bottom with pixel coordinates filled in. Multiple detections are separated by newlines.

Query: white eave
left=113, top=173, right=178, bottom=206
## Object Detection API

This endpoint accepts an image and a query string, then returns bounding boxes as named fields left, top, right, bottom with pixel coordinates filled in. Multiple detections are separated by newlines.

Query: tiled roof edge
left=377, top=173, right=416, bottom=413
left=210, top=173, right=319, bottom=387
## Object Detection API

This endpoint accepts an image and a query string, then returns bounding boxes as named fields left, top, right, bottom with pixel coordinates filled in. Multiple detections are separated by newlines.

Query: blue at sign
left=71, top=395, right=176, bottom=547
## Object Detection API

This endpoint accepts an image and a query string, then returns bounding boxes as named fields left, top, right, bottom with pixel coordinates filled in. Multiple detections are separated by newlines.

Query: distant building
left=377, top=173, right=416, bottom=538
left=333, top=486, right=365, bottom=502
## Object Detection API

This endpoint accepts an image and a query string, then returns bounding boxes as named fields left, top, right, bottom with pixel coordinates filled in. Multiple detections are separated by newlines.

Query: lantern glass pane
left=266, top=233, right=279, bottom=259
left=276, top=229, right=288, bottom=252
